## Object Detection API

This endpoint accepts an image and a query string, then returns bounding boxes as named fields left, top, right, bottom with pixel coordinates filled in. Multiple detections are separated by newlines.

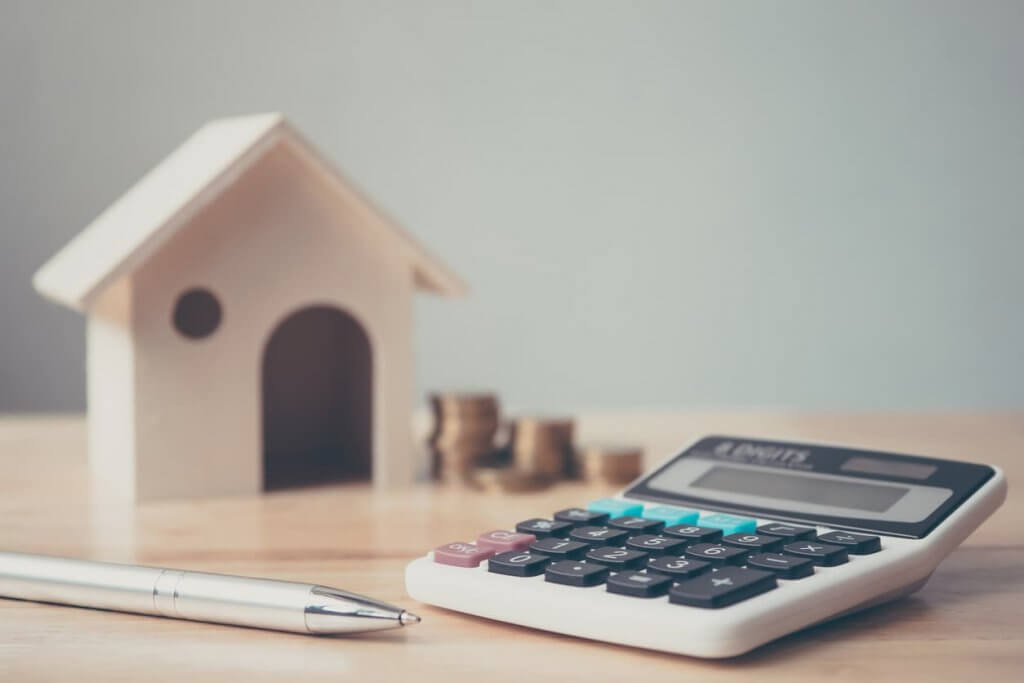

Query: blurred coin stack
left=509, top=417, right=576, bottom=480
left=579, top=444, right=644, bottom=485
left=428, top=393, right=501, bottom=484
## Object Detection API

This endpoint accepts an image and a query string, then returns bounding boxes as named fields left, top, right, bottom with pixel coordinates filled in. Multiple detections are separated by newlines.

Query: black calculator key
left=684, top=543, right=748, bottom=566
left=606, top=570, right=673, bottom=598
left=646, top=555, right=711, bottom=580
left=585, top=546, right=649, bottom=570
left=757, top=523, right=817, bottom=541
left=783, top=541, right=849, bottom=566
left=569, top=526, right=630, bottom=546
left=529, top=537, right=589, bottom=559
left=746, top=552, right=815, bottom=579
left=545, top=560, right=609, bottom=587
left=625, top=534, right=688, bottom=556
left=488, top=550, right=551, bottom=577
left=516, top=518, right=573, bottom=539
left=721, top=533, right=784, bottom=553
left=554, top=508, right=610, bottom=527
left=608, top=516, right=665, bottom=535
left=663, top=525, right=723, bottom=545
left=669, top=566, right=777, bottom=608
left=816, top=531, right=882, bottom=555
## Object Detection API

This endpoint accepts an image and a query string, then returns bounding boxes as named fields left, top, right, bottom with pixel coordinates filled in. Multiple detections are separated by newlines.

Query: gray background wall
left=2, top=0, right=1022, bottom=414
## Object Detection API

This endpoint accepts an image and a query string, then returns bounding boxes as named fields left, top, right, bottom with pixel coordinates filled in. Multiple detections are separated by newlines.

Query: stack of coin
left=509, top=417, right=576, bottom=479
left=428, top=393, right=500, bottom=483
left=579, top=444, right=644, bottom=484
left=473, top=466, right=554, bottom=494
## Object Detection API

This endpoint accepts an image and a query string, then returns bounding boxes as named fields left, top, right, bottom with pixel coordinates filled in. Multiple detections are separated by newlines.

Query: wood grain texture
left=0, top=413, right=1021, bottom=682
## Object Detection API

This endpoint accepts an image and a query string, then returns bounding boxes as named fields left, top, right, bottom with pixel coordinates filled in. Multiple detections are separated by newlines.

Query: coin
left=579, top=444, right=644, bottom=484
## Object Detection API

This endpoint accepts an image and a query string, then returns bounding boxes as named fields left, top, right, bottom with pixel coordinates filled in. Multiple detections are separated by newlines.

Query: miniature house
left=33, top=113, right=466, bottom=501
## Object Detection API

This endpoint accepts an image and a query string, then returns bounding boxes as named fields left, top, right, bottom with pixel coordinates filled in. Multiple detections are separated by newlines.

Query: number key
left=721, top=533, right=784, bottom=553
left=608, top=516, right=665, bottom=535
left=646, top=555, right=711, bottom=580
left=684, top=543, right=748, bottom=566
left=663, top=525, right=723, bottom=545
left=487, top=550, right=551, bottom=577
left=569, top=526, right=630, bottom=546
left=529, top=537, right=589, bottom=559
left=625, top=534, right=687, bottom=556
left=585, top=546, right=649, bottom=570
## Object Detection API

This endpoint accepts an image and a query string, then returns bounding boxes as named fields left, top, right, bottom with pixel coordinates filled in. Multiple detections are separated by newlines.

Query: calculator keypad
left=438, top=499, right=886, bottom=610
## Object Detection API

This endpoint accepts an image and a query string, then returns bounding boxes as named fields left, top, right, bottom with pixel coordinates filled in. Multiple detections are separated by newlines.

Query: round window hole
left=172, top=288, right=222, bottom=339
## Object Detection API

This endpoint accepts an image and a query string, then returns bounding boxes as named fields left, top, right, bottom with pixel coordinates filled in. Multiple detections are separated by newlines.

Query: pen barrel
left=0, top=552, right=165, bottom=615
left=159, top=570, right=312, bottom=632
left=0, top=552, right=313, bottom=633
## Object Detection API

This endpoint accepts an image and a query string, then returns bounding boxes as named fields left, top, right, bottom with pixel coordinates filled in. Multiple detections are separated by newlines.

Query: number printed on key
left=685, top=543, right=748, bottom=566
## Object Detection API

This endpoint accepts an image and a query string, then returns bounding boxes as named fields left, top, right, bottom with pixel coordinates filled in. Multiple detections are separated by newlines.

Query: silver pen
left=0, top=551, right=421, bottom=635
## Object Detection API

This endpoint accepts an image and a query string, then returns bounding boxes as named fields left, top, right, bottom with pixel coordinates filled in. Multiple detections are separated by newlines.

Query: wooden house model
left=33, top=113, right=466, bottom=501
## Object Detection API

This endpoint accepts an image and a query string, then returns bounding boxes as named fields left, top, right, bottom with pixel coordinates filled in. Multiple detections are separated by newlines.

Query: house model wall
left=33, top=113, right=466, bottom=501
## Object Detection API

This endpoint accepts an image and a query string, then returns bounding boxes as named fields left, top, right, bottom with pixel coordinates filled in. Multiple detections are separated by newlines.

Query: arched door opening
left=261, top=306, right=372, bottom=490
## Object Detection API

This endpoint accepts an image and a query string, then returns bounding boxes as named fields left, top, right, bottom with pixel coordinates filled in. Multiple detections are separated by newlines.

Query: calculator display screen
left=624, top=436, right=995, bottom=538
left=691, top=466, right=910, bottom=513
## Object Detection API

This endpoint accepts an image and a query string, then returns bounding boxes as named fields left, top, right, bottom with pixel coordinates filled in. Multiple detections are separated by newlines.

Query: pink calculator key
left=476, top=530, right=537, bottom=552
left=433, top=541, right=495, bottom=567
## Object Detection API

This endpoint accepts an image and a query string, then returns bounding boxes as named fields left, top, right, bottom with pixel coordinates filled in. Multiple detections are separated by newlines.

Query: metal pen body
left=0, top=551, right=414, bottom=634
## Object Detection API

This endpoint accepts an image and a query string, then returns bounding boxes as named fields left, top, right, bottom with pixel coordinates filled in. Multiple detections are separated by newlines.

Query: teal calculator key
left=697, top=512, right=757, bottom=535
left=586, top=498, right=644, bottom=519
left=642, top=505, right=700, bottom=526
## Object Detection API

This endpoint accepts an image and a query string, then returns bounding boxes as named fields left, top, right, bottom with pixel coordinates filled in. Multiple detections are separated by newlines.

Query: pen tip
left=400, top=611, right=421, bottom=626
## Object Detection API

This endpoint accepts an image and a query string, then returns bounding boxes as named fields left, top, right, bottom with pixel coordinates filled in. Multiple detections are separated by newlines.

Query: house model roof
left=33, top=112, right=467, bottom=312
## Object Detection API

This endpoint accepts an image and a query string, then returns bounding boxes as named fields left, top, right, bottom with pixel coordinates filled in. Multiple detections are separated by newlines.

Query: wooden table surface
left=0, top=413, right=1021, bottom=681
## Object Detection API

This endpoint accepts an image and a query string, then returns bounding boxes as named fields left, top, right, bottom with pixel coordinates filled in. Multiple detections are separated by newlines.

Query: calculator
left=405, top=435, right=1007, bottom=658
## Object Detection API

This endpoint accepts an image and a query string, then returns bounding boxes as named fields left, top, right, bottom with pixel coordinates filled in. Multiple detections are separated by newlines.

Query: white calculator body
left=405, top=436, right=1006, bottom=658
